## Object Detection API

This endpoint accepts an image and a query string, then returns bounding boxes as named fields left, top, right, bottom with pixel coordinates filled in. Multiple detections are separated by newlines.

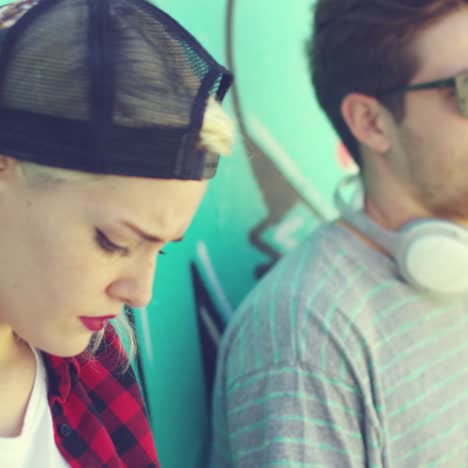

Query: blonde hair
left=17, top=96, right=234, bottom=362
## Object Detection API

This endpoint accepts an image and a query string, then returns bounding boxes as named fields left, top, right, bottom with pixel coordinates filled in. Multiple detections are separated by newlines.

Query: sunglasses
left=379, top=71, right=468, bottom=118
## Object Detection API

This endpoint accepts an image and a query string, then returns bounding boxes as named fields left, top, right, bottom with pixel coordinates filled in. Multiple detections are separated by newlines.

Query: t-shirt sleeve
left=211, top=362, right=382, bottom=468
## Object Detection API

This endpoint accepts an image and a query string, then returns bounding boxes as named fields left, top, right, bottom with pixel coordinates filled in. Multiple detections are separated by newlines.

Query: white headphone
left=334, top=174, right=468, bottom=298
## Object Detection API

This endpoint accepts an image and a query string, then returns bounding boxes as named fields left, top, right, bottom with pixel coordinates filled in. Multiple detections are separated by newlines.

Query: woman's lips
left=79, top=315, right=116, bottom=332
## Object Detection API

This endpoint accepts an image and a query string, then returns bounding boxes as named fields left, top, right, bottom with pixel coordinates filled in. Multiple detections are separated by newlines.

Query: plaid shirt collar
left=44, top=354, right=81, bottom=404
left=43, top=327, right=159, bottom=467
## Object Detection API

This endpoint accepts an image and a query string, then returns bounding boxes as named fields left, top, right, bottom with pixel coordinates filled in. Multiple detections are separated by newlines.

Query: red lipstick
left=79, top=315, right=116, bottom=332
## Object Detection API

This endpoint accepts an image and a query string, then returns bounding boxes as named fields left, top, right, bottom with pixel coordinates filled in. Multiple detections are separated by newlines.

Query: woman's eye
left=95, top=229, right=130, bottom=256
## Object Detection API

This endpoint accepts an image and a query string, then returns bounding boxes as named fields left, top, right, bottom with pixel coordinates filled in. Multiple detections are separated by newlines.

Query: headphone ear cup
left=334, top=175, right=468, bottom=297
left=396, top=220, right=468, bottom=297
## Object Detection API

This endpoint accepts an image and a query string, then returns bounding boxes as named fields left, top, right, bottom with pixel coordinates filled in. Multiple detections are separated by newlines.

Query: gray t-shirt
left=210, top=222, right=468, bottom=467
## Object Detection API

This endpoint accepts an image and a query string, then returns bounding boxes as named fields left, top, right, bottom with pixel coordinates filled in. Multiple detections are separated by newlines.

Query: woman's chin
left=33, top=333, right=93, bottom=358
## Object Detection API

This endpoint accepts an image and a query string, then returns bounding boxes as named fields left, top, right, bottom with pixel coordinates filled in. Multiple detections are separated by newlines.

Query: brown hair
left=308, top=0, right=468, bottom=166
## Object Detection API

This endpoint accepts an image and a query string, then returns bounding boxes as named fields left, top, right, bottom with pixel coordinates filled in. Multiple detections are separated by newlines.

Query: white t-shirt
left=0, top=347, right=69, bottom=468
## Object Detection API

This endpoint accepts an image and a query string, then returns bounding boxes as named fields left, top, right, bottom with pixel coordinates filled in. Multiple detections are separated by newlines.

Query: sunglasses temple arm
left=405, top=77, right=455, bottom=92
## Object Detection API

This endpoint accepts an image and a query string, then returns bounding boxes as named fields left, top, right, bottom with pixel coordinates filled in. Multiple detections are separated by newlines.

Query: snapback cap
left=0, top=0, right=233, bottom=180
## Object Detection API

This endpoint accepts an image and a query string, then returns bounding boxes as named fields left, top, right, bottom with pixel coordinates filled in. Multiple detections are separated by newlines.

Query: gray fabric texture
left=210, top=222, right=468, bottom=467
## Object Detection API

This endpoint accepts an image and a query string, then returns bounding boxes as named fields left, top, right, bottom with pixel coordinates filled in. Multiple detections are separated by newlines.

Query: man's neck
left=364, top=172, right=432, bottom=231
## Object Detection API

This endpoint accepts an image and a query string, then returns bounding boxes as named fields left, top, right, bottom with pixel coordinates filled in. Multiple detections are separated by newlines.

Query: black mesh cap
left=0, top=0, right=233, bottom=180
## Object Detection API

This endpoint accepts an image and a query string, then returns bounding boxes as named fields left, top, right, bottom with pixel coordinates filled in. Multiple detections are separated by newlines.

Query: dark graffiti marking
left=191, top=261, right=226, bottom=404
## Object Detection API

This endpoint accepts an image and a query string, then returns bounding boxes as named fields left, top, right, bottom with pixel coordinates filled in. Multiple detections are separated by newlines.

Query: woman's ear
left=341, top=93, right=391, bottom=154
left=0, top=156, right=18, bottom=189
left=0, top=155, right=8, bottom=171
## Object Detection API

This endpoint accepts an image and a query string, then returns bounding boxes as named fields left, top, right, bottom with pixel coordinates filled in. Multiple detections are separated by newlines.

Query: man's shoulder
left=219, top=222, right=403, bottom=384
left=225, top=222, right=383, bottom=333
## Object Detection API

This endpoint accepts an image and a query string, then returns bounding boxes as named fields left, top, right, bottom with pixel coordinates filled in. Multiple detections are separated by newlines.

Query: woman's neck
left=0, top=325, right=21, bottom=370
left=0, top=325, right=37, bottom=438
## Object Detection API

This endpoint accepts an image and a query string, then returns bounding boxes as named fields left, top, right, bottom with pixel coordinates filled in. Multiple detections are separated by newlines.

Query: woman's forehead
left=90, top=175, right=208, bottom=202
left=78, top=176, right=208, bottom=236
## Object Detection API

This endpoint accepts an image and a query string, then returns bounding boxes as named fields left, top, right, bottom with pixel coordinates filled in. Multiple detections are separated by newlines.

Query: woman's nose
left=106, top=256, right=158, bottom=308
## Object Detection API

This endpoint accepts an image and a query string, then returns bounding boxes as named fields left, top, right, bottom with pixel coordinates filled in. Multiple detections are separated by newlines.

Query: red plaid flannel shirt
left=42, top=326, right=159, bottom=467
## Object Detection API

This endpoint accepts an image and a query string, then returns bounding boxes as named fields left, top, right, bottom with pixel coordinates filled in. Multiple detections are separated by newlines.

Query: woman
left=0, top=0, right=234, bottom=466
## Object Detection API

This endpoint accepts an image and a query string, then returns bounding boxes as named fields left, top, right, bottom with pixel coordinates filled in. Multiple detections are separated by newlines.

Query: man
left=210, top=1, right=468, bottom=466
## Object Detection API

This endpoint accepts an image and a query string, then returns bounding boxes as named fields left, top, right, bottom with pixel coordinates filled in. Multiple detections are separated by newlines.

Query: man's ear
left=341, top=93, right=391, bottom=154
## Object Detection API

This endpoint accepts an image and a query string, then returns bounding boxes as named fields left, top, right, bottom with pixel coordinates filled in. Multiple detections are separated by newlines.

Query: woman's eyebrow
left=121, top=221, right=184, bottom=243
